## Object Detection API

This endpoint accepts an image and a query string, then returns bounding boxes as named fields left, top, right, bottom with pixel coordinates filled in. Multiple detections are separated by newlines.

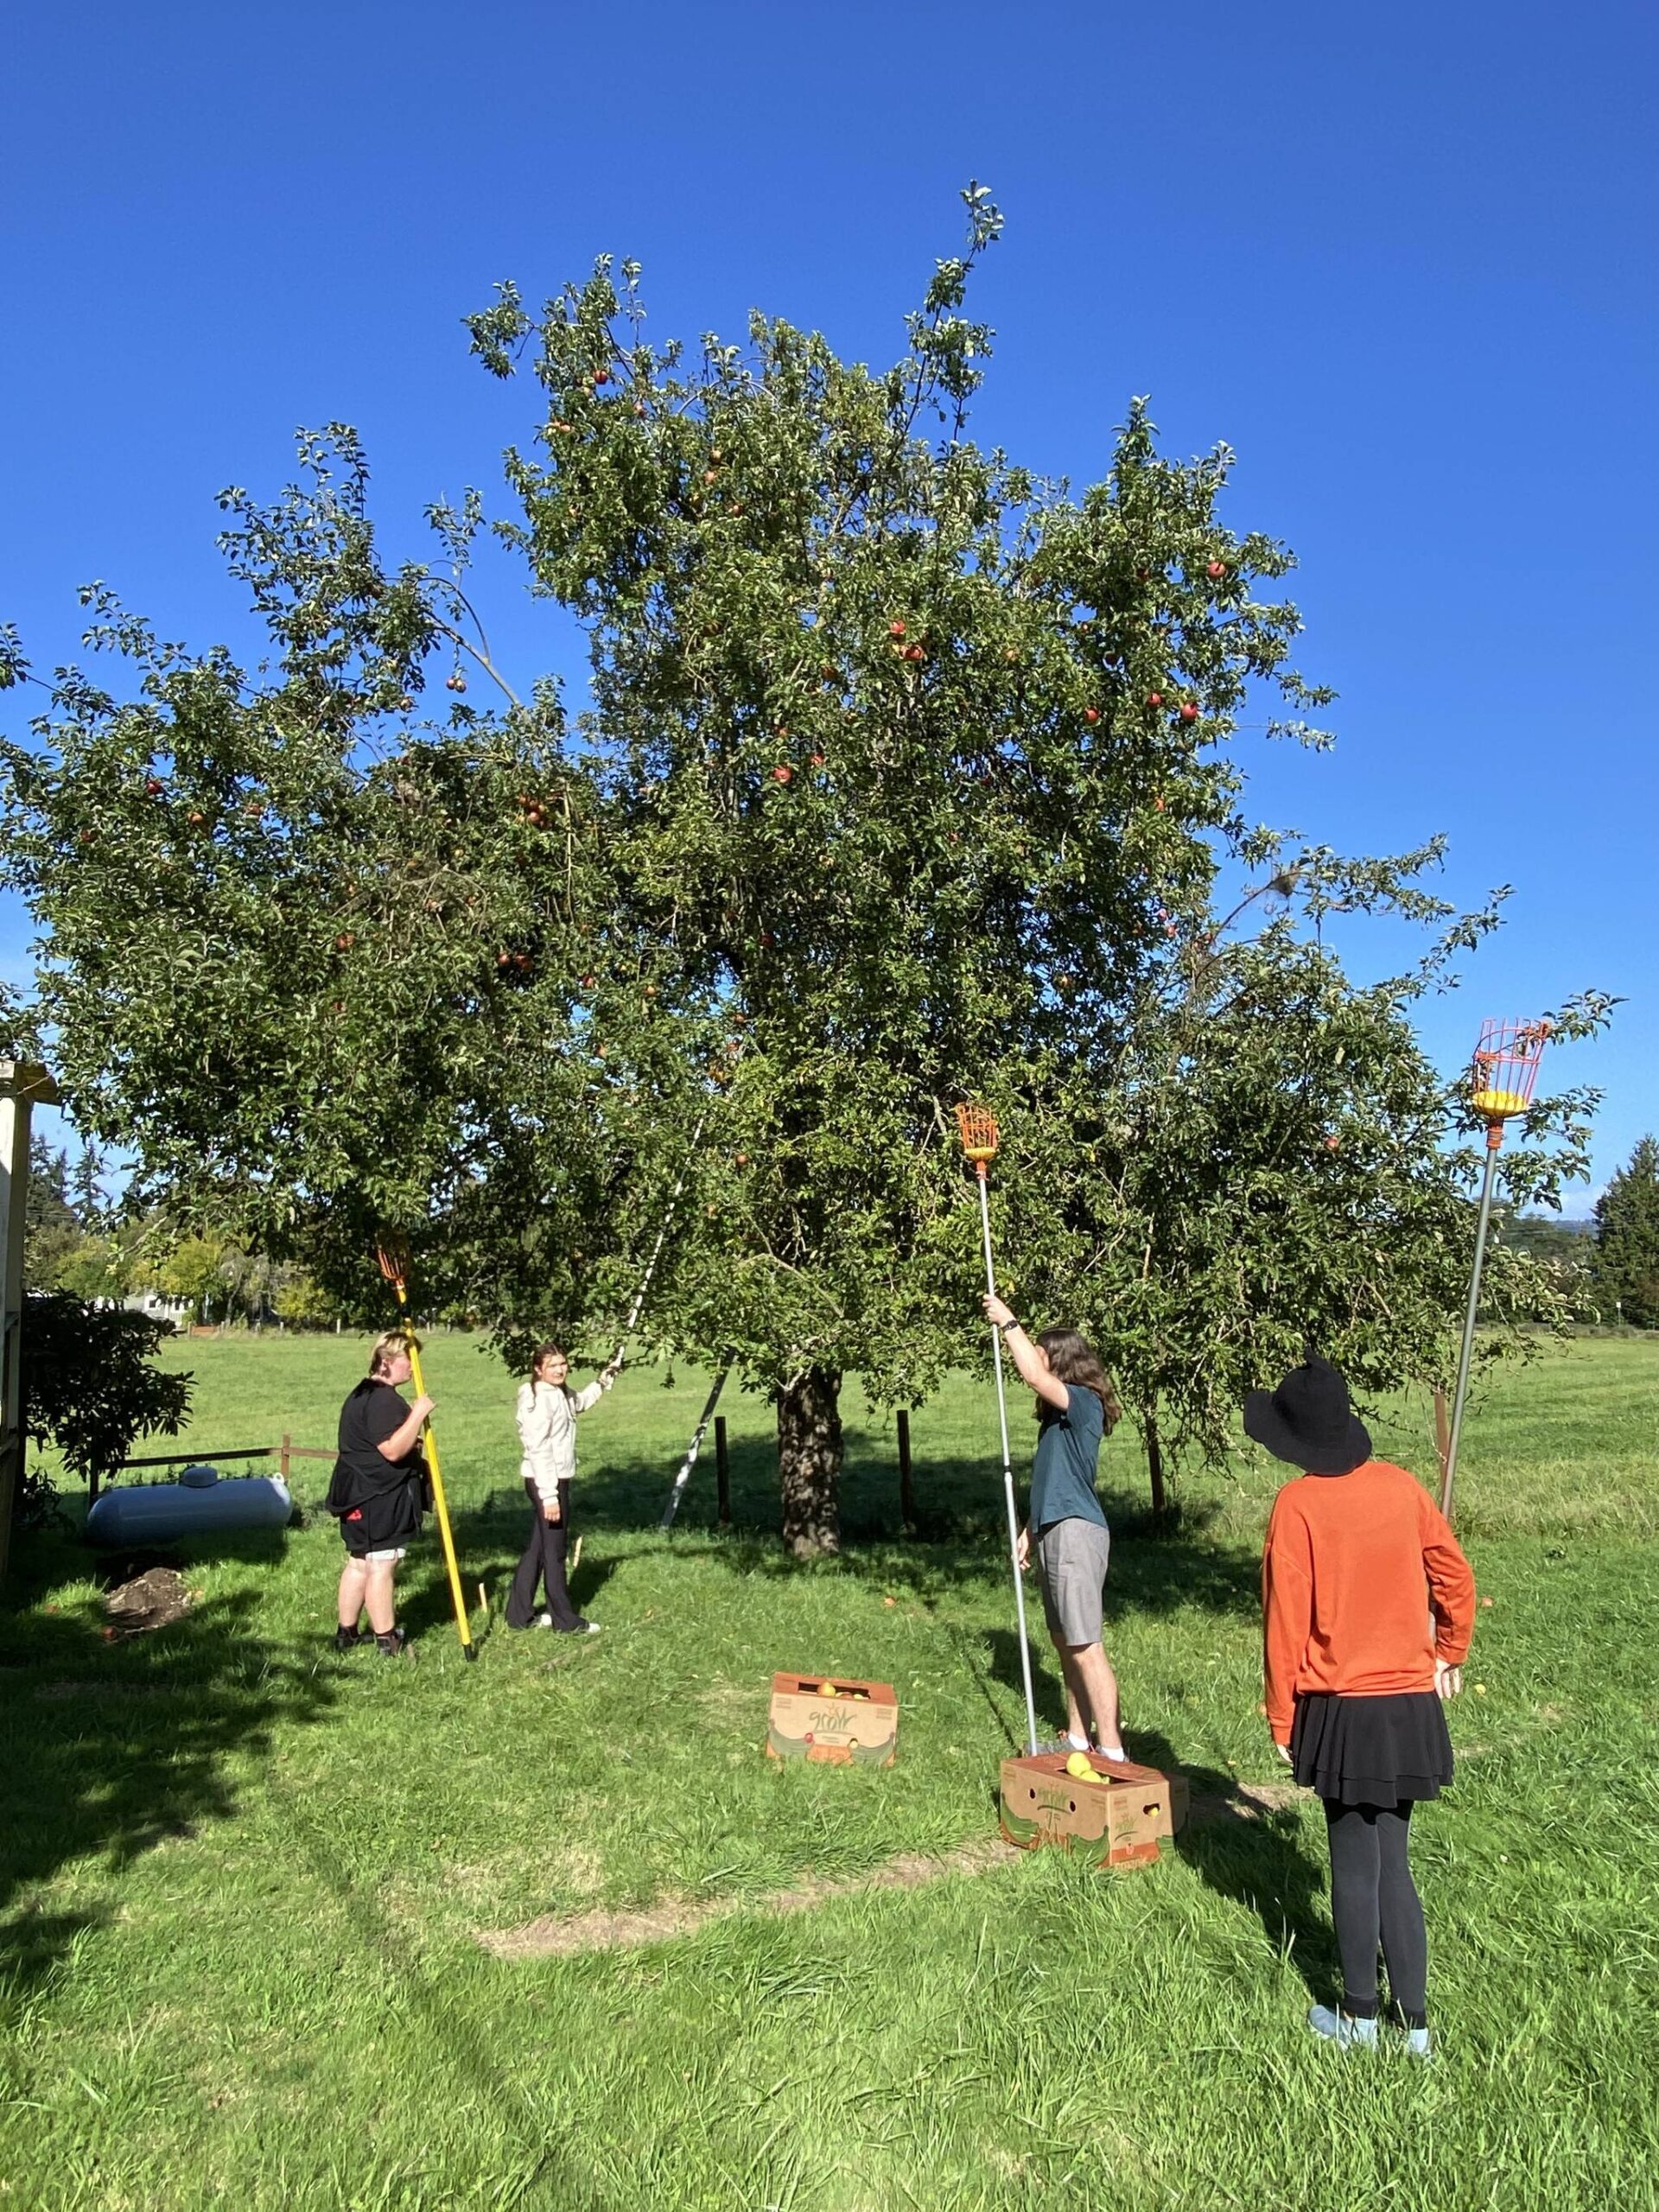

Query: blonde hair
left=369, top=1330, right=417, bottom=1379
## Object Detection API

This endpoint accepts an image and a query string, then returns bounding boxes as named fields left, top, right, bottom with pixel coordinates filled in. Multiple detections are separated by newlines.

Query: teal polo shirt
left=1028, top=1382, right=1108, bottom=1535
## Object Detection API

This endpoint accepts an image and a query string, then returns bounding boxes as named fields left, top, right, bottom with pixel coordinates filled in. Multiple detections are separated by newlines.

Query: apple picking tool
left=374, top=1233, right=475, bottom=1660
left=1441, top=1019, right=1551, bottom=1523
left=955, top=1102, right=1039, bottom=1756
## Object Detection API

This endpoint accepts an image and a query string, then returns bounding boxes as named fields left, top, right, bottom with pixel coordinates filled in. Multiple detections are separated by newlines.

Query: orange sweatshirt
left=1261, top=1459, right=1476, bottom=1744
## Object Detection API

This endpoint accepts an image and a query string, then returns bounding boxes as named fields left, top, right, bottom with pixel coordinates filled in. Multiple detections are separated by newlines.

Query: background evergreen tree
left=1593, top=1137, right=1659, bottom=1327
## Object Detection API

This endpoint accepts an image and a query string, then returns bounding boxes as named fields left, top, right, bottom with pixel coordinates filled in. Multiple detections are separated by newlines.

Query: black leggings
left=505, top=1479, right=580, bottom=1630
left=1323, top=1800, right=1429, bottom=2028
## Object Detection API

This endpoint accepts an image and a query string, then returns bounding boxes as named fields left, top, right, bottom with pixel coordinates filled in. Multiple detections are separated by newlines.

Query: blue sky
left=4, top=1, right=1654, bottom=1210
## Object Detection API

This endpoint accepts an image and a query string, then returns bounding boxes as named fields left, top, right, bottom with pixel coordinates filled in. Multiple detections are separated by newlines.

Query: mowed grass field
left=3, top=1332, right=1656, bottom=2210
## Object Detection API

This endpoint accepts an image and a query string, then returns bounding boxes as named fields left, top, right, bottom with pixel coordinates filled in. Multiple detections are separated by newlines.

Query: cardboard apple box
left=766, top=1673, right=898, bottom=1766
left=998, top=1751, right=1189, bottom=1869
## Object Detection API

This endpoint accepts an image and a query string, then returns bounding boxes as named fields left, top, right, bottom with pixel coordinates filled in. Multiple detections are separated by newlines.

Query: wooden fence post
left=715, top=1415, right=731, bottom=1526
left=279, top=1431, right=292, bottom=1486
left=1433, top=1387, right=1451, bottom=1502
left=897, top=1409, right=916, bottom=1527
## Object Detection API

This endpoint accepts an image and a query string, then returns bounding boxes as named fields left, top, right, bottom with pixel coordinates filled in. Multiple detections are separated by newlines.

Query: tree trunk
left=1142, top=1406, right=1167, bottom=1519
left=777, top=1365, right=843, bottom=1557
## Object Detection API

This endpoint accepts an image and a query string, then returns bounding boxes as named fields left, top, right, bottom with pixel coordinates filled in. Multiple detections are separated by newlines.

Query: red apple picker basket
left=955, top=1103, right=1040, bottom=1756
left=1441, top=1020, right=1552, bottom=1524
left=374, top=1234, right=475, bottom=1660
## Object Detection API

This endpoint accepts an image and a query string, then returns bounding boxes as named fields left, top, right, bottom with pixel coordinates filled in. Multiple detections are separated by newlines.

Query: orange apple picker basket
left=1440, top=1020, right=1552, bottom=1525
left=954, top=1103, right=1040, bottom=1754
left=375, top=1234, right=474, bottom=1660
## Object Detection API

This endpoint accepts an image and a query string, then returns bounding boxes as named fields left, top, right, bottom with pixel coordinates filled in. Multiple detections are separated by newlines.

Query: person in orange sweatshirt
left=1248, top=1351, right=1475, bottom=2059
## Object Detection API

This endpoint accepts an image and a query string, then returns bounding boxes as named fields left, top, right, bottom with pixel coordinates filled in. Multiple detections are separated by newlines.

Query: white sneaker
left=1307, top=2005, right=1379, bottom=2050
left=533, top=1611, right=554, bottom=1629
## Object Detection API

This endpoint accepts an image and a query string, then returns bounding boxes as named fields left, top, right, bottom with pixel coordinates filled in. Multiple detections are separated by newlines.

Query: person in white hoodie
left=506, top=1340, right=619, bottom=1632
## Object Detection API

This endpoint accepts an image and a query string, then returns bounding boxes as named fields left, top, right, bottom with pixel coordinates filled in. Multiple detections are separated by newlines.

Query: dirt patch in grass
left=103, top=1567, right=195, bottom=1637
left=481, top=1835, right=1020, bottom=1958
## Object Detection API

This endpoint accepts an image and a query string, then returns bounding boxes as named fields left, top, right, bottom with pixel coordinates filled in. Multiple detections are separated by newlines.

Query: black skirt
left=1290, top=1690, right=1453, bottom=1808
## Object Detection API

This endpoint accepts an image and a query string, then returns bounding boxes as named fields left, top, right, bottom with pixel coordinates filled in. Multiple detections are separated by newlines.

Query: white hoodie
left=516, top=1376, right=610, bottom=1503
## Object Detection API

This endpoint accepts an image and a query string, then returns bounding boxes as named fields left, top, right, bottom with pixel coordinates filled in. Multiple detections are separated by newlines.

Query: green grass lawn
left=3, top=1334, right=1656, bottom=2209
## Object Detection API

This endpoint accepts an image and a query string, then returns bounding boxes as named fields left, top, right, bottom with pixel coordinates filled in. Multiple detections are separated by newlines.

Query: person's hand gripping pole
left=955, top=1104, right=1040, bottom=1756
left=374, top=1235, right=474, bottom=1661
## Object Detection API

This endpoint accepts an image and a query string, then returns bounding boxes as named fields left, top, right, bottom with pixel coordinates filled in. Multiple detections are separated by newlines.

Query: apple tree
left=0, top=431, right=721, bottom=1345
left=2, top=190, right=1611, bottom=1551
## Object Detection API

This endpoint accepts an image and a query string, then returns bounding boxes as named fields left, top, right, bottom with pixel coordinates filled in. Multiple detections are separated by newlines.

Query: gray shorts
left=1035, top=1517, right=1110, bottom=1646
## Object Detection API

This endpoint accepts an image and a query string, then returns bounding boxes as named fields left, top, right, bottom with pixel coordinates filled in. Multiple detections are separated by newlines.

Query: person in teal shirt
left=983, top=1293, right=1125, bottom=1757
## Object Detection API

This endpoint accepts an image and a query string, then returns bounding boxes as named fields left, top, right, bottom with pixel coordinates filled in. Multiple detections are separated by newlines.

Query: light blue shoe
left=1307, top=2005, right=1379, bottom=2050
left=1401, top=2025, right=1433, bottom=2061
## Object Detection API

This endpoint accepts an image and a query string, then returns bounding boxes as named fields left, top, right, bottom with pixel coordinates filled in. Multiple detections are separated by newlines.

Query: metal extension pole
left=660, top=1368, right=728, bottom=1529
left=1441, top=1135, right=1502, bottom=1522
left=976, top=1166, right=1039, bottom=1755
left=611, top=1112, right=708, bottom=1371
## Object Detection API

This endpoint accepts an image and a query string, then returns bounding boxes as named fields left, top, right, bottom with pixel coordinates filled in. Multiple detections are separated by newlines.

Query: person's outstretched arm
left=981, top=1294, right=1068, bottom=1410
left=569, top=1365, right=620, bottom=1417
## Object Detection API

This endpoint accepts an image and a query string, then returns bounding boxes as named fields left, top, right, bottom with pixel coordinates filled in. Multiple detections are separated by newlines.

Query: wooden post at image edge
left=897, top=1408, right=916, bottom=1527
left=715, top=1415, right=731, bottom=1526
left=1433, top=1388, right=1452, bottom=1515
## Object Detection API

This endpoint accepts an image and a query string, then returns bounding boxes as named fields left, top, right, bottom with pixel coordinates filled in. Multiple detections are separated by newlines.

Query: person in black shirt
left=326, top=1331, right=433, bottom=1656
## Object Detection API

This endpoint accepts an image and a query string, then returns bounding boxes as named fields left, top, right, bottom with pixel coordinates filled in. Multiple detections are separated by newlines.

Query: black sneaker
left=375, top=1627, right=410, bottom=1657
left=334, top=1624, right=365, bottom=1653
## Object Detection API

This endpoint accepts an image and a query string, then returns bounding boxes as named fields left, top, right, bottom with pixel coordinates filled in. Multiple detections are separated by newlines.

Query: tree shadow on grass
left=1130, top=1725, right=1339, bottom=2007
left=0, top=1524, right=339, bottom=1995
left=397, top=1491, right=621, bottom=1641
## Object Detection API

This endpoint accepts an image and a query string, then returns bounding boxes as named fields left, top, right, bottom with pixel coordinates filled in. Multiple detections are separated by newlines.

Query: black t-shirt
left=327, top=1379, right=426, bottom=1542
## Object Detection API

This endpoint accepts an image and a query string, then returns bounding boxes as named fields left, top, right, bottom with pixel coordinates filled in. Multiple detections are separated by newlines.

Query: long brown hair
left=1034, top=1327, right=1120, bottom=1431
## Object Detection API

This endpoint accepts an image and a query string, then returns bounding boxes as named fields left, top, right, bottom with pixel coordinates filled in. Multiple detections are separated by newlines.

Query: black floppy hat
left=1243, top=1352, right=1372, bottom=1475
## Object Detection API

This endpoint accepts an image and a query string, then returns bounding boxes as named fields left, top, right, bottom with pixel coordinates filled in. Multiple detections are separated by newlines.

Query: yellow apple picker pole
left=375, top=1235, right=475, bottom=1661
left=956, top=1103, right=1039, bottom=1756
left=1441, top=1020, right=1552, bottom=1527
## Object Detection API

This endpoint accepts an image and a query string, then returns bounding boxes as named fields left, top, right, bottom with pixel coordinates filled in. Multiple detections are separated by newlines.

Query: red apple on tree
left=772, top=765, right=793, bottom=785
left=1206, top=559, right=1226, bottom=580
left=1179, top=702, right=1198, bottom=722
left=1147, top=692, right=1164, bottom=709
left=888, top=620, right=906, bottom=639
left=1084, top=707, right=1100, bottom=724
